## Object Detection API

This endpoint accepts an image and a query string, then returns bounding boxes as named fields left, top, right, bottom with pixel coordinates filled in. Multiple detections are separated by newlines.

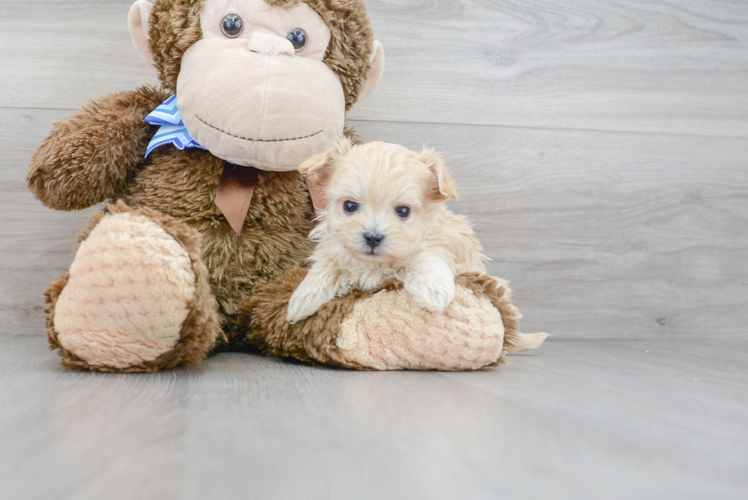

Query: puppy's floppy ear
left=299, top=137, right=352, bottom=186
left=420, top=149, right=459, bottom=202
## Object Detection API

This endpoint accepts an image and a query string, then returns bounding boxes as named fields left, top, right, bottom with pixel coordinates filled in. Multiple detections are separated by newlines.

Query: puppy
left=287, top=138, right=488, bottom=324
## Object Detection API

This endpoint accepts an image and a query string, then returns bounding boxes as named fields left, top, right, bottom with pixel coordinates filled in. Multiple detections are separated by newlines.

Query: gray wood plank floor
left=1, top=335, right=746, bottom=500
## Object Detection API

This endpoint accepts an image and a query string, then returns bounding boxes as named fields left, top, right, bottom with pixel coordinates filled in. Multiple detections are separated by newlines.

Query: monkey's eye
left=287, top=28, right=308, bottom=52
left=221, top=14, right=244, bottom=38
left=343, top=201, right=359, bottom=214
left=395, top=206, right=411, bottom=219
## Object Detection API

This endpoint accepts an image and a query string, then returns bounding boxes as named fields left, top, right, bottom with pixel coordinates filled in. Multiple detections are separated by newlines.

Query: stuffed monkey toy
left=27, top=0, right=546, bottom=373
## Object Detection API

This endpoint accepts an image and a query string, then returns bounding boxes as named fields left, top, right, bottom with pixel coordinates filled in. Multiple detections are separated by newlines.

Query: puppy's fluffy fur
left=287, top=139, right=488, bottom=324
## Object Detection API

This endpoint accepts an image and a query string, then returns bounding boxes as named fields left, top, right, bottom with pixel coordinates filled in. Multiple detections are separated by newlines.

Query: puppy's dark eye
left=344, top=201, right=359, bottom=214
left=395, top=206, right=411, bottom=219
left=221, top=14, right=244, bottom=38
left=287, top=28, right=307, bottom=51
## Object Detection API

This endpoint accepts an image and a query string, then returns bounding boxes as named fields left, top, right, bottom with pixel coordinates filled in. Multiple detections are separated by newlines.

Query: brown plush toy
left=27, top=0, right=547, bottom=373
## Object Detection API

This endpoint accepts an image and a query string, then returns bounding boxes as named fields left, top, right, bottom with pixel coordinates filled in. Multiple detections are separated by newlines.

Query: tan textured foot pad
left=336, top=286, right=505, bottom=371
left=53, top=212, right=197, bottom=370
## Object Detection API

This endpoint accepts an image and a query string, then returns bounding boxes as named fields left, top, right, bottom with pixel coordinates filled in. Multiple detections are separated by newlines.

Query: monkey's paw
left=46, top=204, right=217, bottom=372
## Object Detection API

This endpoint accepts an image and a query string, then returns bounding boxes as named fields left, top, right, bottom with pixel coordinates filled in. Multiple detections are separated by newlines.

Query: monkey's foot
left=45, top=202, right=218, bottom=372
left=241, top=271, right=547, bottom=371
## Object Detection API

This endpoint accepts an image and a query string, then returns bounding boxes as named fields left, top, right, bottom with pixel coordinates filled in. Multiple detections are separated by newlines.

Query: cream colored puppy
left=287, top=138, right=488, bottom=324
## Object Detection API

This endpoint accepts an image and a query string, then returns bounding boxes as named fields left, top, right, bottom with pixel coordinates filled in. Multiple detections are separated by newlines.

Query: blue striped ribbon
left=145, top=95, right=204, bottom=157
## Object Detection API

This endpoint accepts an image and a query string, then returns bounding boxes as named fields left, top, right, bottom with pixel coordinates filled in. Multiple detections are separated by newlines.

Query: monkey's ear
left=299, top=138, right=352, bottom=186
left=128, top=0, right=154, bottom=64
left=421, top=149, right=459, bottom=202
left=358, top=41, right=385, bottom=102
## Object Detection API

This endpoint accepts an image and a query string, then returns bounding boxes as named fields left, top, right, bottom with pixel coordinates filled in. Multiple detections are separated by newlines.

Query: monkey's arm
left=27, top=86, right=168, bottom=211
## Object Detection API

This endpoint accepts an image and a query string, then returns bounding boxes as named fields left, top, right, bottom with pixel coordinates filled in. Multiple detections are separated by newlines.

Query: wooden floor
left=1, top=0, right=747, bottom=498
left=1, top=335, right=746, bottom=500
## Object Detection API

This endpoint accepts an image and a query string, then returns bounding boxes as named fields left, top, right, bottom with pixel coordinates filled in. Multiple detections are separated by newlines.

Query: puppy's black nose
left=363, top=232, right=385, bottom=249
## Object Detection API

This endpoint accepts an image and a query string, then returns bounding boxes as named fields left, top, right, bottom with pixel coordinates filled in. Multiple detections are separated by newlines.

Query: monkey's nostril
left=363, top=232, right=385, bottom=249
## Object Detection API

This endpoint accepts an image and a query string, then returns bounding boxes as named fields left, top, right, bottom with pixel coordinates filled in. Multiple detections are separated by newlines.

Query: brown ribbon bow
left=214, top=162, right=327, bottom=235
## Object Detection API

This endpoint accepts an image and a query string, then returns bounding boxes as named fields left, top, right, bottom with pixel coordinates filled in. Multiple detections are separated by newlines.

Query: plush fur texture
left=29, top=0, right=544, bottom=372
left=27, top=88, right=167, bottom=211
left=240, top=270, right=540, bottom=370
left=336, top=284, right=504, bottom=371
left=27, top=84, right=309, bottom=339
left=288, top=140, right=488, bottom=323
left=45, top=202, right=219, bottom=372
left=30, top=85, right=316, bottom=348
left=149, top=0, right=374, bottom=109
left=118, top=139, right=317, bottom=344
left=54, top=211, right=196, bottom=368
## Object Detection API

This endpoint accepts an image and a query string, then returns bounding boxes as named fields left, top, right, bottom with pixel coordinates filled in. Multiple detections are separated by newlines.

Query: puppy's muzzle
left=363, top=232, right=385, bottom=250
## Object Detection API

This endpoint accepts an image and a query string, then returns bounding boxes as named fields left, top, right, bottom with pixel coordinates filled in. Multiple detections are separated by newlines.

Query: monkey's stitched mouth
left=196, top=116, right=323, bottom=143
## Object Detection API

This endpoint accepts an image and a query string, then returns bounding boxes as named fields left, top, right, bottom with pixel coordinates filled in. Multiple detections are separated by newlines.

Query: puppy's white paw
left=287, top=292, right=318, bottom=324
left=287, top=273, right=339, bottom=324
left=404, top=252, right=457, bottom=313
left=404, top=270, right=457, bottom=313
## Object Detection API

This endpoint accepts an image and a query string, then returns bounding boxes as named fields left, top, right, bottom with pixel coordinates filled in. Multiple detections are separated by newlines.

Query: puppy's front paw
left=404, top=273, right=457, bottom=313
left=287, top=292, right=317, bottom=324
left=287, top=274, right=339, bottom=324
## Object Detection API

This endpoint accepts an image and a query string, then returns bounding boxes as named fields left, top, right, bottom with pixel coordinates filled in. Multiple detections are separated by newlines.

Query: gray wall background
left=1, top=0, right=746, bottom=339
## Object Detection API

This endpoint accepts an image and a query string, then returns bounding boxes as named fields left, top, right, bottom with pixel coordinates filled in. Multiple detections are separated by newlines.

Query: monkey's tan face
left=176, top=0, right=346, bottom=171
